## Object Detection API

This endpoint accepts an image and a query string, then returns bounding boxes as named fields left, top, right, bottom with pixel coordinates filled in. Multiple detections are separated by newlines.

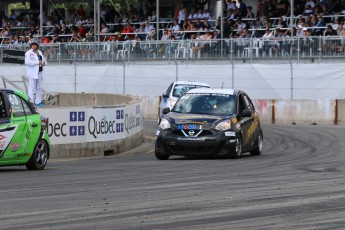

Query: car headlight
left=159, top=118, right=171, bottom=130
left=215, top=120, right=231, bottom=131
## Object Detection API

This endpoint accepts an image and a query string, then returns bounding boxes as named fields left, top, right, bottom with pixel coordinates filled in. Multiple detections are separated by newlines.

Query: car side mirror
left=162, top=93, right=169, bottom=98
left=162, top=107, right=171, bottom=115
left=241, top=109, right=252, bottom=117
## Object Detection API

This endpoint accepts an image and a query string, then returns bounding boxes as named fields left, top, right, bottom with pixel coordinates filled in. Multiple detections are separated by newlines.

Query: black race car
left=155, top=88, right=263, bottom=160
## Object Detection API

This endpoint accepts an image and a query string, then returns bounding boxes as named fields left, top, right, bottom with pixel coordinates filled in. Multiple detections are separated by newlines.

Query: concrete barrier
left=141, top=96, right=344, bottom=125
left=38, top=93, right=143, bottom=159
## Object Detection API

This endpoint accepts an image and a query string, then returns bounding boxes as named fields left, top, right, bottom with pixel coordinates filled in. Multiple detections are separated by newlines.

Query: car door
left=1, top=92, right=41, bottom=163
left=237, top=93, right=255, bottom=151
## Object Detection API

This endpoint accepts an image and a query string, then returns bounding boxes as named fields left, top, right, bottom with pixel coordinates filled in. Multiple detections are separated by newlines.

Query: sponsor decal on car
left=10, top=143, right=20, bottom=152
left=177, top=124, right=198, bottom=130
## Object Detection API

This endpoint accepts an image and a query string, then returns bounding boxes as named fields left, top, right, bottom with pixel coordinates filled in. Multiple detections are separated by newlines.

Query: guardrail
left=1, top=36, right=345, bottom=63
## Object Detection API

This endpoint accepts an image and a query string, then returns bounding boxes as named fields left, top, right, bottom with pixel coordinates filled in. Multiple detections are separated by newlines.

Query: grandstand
left=1, top=0, right=345, bottom=62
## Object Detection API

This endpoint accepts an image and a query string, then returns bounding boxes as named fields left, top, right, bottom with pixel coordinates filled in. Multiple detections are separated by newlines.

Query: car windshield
left=172, top=93, right=236, bottom=116
left=172, top=84, right=210, bottom=98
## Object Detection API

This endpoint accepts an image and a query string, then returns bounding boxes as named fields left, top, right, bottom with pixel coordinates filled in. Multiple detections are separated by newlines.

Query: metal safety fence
left=1, top=36, right=345, bottom=63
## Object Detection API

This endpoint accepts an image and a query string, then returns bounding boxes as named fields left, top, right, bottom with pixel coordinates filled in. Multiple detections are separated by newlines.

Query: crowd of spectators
left=1, top=0, right=345, bottom=48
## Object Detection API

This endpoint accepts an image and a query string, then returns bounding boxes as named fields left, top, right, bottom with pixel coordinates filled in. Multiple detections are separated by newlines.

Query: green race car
left=0, top=89, right=50, bottom=170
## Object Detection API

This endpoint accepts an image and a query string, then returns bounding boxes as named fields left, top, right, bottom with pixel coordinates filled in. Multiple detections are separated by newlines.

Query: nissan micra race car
left=0, top=89, right=50, bottom=170
left=155, top=88, right=263, bottom=160
left=159, top=81, right=211, bottom=122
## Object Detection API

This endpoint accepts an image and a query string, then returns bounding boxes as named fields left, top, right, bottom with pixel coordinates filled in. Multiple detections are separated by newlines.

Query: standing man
left=25, top=39, right=47, bottom=106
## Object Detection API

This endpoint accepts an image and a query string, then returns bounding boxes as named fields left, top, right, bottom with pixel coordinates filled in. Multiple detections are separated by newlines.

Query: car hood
left=166, top=112, right=230, bottom=126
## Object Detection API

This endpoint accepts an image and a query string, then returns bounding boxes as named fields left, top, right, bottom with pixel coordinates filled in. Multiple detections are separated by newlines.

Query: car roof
left=186, top=88, right=236, bottom=95
left=173, top=81, right=211, bottom=87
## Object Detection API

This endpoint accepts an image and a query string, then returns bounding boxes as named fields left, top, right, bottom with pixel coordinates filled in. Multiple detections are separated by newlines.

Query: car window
left=243, top=94, right=255, bottom=111
left=7, top=93, right=27, bottom=117
left=0, top=93, right=9, bottom=119
left=172, top=84, right=210, bottom=98
left=173, top=93, right=235, bottom=116
left=238, top=94, right=248, bottom=112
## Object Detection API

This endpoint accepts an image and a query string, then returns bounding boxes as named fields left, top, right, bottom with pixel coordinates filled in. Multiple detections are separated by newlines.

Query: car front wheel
left=229, top=136, right=242, bottom=159
left=155, top=150, right=170, bottom=160
left=26, top=139, right=49, bottom=170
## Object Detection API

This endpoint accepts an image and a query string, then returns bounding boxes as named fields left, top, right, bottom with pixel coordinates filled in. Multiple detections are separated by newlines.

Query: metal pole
left=220, top=0, right=224, bottom=56
left=40, top=0, right=43, bottom=37
left=94, top=0, right=97, bottom=42
left=122, top=59, right=126, bottom=94
left=290, top=0, right=294, bottom=36
left=288, top=54, right=293, bottom=99
left=97, top=0, right=101, bottom=42
left=156, top=0, right=160, bottom=40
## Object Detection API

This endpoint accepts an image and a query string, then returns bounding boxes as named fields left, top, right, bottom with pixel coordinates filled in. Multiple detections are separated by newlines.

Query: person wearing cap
left=24, top=39, right=47, bottom=106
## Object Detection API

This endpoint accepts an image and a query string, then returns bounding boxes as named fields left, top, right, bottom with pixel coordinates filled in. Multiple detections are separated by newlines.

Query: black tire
left=250, top=131, right=263, bottom=156
left=229, top=135, right=242, bottom=159
left=155, top=150, right=169, bottom=160
left=26, top=139, right=49, bottom=170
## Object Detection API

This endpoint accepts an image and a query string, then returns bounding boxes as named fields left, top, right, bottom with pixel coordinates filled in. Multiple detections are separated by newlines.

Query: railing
left=1, top=36, right=345, bottom=63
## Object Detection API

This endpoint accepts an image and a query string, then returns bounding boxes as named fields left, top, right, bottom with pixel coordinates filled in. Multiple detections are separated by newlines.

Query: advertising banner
left=2, top=50, right=25, bottom=64
left=39, top=103, right=142, bottom=145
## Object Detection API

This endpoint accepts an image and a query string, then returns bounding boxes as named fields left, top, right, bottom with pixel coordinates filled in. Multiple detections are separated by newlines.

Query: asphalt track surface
left=1, top=120, right=345, bottom=230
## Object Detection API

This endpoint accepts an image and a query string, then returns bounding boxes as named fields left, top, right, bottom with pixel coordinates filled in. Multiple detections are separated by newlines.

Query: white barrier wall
left=38, top=103, right=142, bottom=145
left=2, top=63, right=345, bottom=99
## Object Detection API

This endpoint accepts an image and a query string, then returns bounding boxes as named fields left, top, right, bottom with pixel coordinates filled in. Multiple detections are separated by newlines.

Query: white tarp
left=1, top=63, right=345, bottom=99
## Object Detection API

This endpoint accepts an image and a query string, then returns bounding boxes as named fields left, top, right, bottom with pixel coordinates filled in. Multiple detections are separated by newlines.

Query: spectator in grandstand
left=304, top=0, right=315, bottom=14
left=194, top=18, right=203, bottom=30
left=78, top=23, right=88, bottom=36
left=18, top=36, right=27, bottom=44
left=0, top=26, right=10, bottom=37
left=135, top=23, right=147, bottom=40
left=336, top=23, right=344, bottom=36
left=234, top=8, right=242, bottom=19
left=261, top=28, right=273, bottom=56
left=202, top=19, right=212, bottom=31
left=197, top=9, right=204, bottom=19
left=202, top=9, right=211, bottom=20
left=178, top=2, right=187, bottom=25
left=236, top=28, right=250, bottom=56
left=236, top=18, right=247, bottom=32
left=261, top=16, right=271, bottom=29
left=246, top=6, right=255, bottom=19
left=121, top=23, right=135, bottom=40
left=296, top=24, right=304, bottom=37
left=311, top=14, right=325, bottom=35
left=271, top=28, right=283, bottom=55
left=191, top=32, right=205, bottom=58
left=25, top=39, right=47, bottom=106
left=277, top=16, right=287, bottom=28
left=227, top=9, right=235, bottom=20
left=158, top=30, right=175, bottom=58
left=226, top=0, right=237, bottom=11
left=188, top=8, right=198, bottom=20
left=149, top=10, right=157, bottom=22
left=238, top=0, right=248, bottom=17
left=183, top=19, right=195, bottom=39
left=323, top=25, right=337, bottom=54
left=144, top=20, right=155, bottom=39
left=60, top=24, right=71, bottom=35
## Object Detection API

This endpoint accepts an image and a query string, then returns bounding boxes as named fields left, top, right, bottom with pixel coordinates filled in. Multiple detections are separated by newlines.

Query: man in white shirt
left=24, top=39, right=47, bottom=106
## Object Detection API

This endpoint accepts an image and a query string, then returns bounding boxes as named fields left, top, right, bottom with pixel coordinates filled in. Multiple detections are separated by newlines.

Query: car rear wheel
left=155, top=150, right=169, bottom=160
left=229, top=136, right=242, bottom=159
left=26, top=139, right=49, bottom=170
left=250, top=132, right=263, bottom=156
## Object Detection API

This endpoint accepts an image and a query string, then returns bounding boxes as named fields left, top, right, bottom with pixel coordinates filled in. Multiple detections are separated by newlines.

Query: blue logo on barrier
left=116, top=110, right=124, bottom=119
left=116, top=123, right=124, bottom=133
left=78, top=126, right=85, bottom=135
left=70, top=126, right=77, bottom=136
left=78, top=112, right=85, bottom=121
left=70, top=112, right=78, bottom=122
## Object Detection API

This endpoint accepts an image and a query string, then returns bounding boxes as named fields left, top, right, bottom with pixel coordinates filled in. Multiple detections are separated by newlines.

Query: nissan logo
left=188, top=130, right=195, bottom=136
